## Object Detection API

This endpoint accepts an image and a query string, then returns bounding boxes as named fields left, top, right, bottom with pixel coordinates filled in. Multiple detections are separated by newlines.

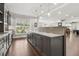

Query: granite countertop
left=0, top=32, right=8, bottom=39
left=0, top=31, right=13, bottom=39
left=31, top=31, right=64, bottom=37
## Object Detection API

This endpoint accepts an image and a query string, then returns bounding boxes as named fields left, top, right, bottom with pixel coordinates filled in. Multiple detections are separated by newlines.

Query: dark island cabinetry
left=27, top=32, right=64, bottom=56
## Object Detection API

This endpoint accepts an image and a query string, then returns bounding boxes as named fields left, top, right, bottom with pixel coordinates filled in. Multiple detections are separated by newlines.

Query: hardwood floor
left=7, top=38, right=40, bottom=56
left=66, top=31, right=79, bottom=56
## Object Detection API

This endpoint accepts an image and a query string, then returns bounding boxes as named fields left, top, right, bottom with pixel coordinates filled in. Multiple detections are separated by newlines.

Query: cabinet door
left=42, top=36, right=50, bottom=55
left=0, top=38, right=4, bottom=56
left=0, top=43, right=3, bottom=50
left=6, top=35, right=9, bottom=49
left=0, top=38, right=4, bottom=50
left=50, top=36, right=63, bottom=56
left=35, top=34, right=39, bottom=48
left=31, top=33, right=33, bottom=44
left=36, top=34, right=42, bottom=50
left=32, top=33, right=34, bottom=46
left=30, top=33, right=32, bottom=43
left=31, top=33, right=36, bottom=47
left=4, top=40, right=6, bottom=56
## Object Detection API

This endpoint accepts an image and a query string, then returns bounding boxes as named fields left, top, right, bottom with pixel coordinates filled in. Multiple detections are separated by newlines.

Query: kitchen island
left=27, top=31, right=65, bottom=56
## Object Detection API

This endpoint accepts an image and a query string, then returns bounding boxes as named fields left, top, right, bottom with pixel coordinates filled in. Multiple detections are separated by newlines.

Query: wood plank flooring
left=7, top=38, right=40, bottom=56
left=66, top=31, right=79, bottom=56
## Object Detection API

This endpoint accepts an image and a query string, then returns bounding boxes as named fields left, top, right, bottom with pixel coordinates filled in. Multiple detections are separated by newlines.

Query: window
left=15, top=23, right=30, bottom=34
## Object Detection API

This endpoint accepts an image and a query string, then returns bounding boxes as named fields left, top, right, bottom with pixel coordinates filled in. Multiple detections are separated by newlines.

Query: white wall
left=71, top=22, right=79, bottom=30
left=76, top=23, right=79, bottom=30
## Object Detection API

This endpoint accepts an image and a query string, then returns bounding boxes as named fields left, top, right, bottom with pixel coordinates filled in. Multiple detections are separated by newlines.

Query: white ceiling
left=47, top=3, right=79, bottom=20
left=5, top=3, right=79, bottom=22
left=5, top=3, right=64, bottom=16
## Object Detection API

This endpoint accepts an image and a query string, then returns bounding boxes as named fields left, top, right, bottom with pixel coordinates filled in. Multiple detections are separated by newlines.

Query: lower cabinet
left=42, top=36, right=50, bottom=55
left=0, top=38, right=4, bottom=56
left=27, top=33, right=64, bottom=56
left=0, top=32, right=13, bottom=56
left=36, top=34, right=43, bottom=52
left=50, top=36, right=64, bottom=56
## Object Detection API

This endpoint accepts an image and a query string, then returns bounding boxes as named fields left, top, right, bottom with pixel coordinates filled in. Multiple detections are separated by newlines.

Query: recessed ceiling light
left=58, top=11, right=61, bottom=14
left=47, top=13, right=51, bottom=16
